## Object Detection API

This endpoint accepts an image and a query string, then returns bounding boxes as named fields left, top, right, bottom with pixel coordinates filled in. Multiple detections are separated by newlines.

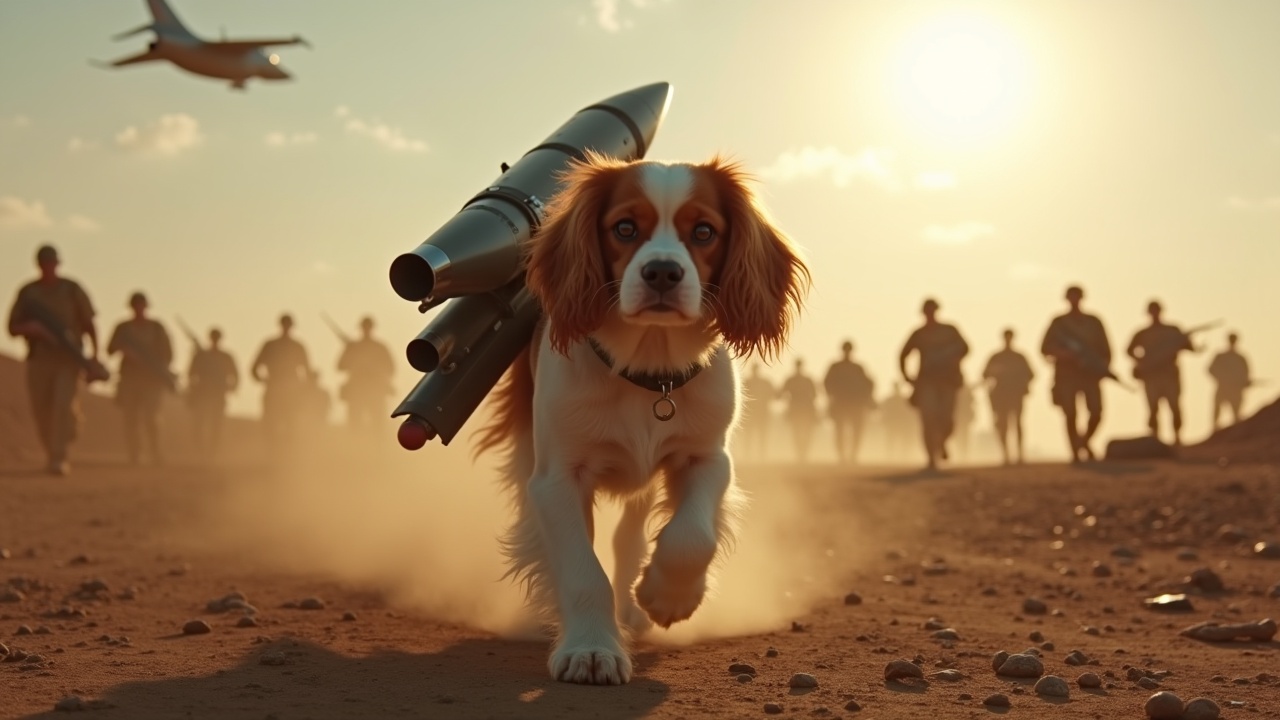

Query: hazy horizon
left=2, top=0, right=1277, bottom=461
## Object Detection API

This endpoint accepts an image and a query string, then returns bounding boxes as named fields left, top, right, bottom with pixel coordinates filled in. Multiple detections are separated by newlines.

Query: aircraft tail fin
left=144, top=0, right=196, bottom=39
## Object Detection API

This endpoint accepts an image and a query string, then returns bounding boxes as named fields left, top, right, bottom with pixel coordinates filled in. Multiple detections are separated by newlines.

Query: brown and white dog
left=474, top=151, right=810, bottom=685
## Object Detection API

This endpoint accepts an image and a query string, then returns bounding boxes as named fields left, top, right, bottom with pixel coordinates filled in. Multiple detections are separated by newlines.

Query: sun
left=891, top=12, right=1030, bottom=140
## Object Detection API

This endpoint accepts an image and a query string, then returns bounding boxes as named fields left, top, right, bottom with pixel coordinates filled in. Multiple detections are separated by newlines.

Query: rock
left=1186, top=568, right=1225, bottom=593
left=763, top=702, right=784, bottom=714
left=983, top=694, right=1010, bottom=707
left=1183, top=698, right=1221, bottom=720
left=730, top=662, right=757, bottom=675
left=844, top=700, right=862, bottom=712
left=1091, top=562, right=1113, bottom=577
left=342, top=611, right=357, bottom=622
left=991, top=651, right=1010, bottom=673
left=922, top=618, right=947, bottom=630
left=1106, top=436, right=1172, bottom=461
left=1035, top=675, right=1070, bottom=698
left=236, top=616, right=258, bottom=628
left=299, top=597, right=326, bottom=610
left=1022, top=597, right=1048, bottom=615
left=1255, top=541, right=1280, bottom=559
left=1138, top=677, right=1161, bottom=690
left=1077, top=672, right=1102, bottom=688
left=932, top=628, right=960, bottom=641
left=765, top=647, right=779, bottom=657
left=0, top=588, right=24, bottom=603
left=1065, top=650, right=1091, bottom=666
left=79, top=579, right=109, bottom=594
left=0, top=548, right=10, bottom=560
left=1218, top=525, right=1248, bottom=543
left=884, top=659, right=924, bottom=682
left=260, top=651, right=287, bottom=666
left=1028, top=630, right=1044, bottom=642
left=1145, top=593, right=1194, bottom=612
left=843, top=592, right=862, bottom=605
left=16, top=625, right=33, bottom=635
left=1180, top=618, right=1277, bottom=642
left=789, top=672, right=818, bottom=688
left=736, top=673, right=752, bottom=683
left=182, top=619, right=211, bottom=635
left=1177, top=548, right=1200, bottom=561
left=1144, top=691, right=1185, bottom=719
left=54, top=695, right=84, bottom=712
left=1268, top=583, right=1280, bottom=599
left=1081, top=625, right=1101, bottom=636
left=206, top=592, right=254, bottom=614
left=996, top=653, right=1045, bottom=678
left=0, top=642, right=8, bottom=657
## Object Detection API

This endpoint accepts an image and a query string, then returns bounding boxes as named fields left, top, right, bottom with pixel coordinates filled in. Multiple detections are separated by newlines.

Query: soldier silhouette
left=5, top=244, right=101, bottom=475
left=1208, top=331, right=1252, bottom=432
left=899, top=298, right=969, bottom=471
left=1127, top=300, right=1200, bottom=446
left=250, top=313, right=313, bottom=450
left=1041, top=285, right=1112, bottom=463
left=186, top=327, right=239, bottom=460
left=107, top=291, right=175, bottom=465
left=337, top=316, right=395, bottom=433
left=878, top=381, right=917, bottom=463
left=778, top=358, right=818, bottom=464
left=824, top=340, right=875, bottom=465
left=982, top=328, right=1035, bottom=465
left=740, top=362, right=776, bottom=462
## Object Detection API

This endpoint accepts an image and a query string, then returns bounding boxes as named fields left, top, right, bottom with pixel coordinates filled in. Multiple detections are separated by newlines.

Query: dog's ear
left=701, top=155, right=811, bottom=361
left=524, top=152, right=632, bottom=355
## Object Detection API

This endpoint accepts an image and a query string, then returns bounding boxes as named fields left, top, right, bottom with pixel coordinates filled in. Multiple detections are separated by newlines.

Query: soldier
left=878, top=381, right=916, bottom=462
left=778, top=358, right=818, bottom=464
left=336, top=316, right=395, bottom=432
left=1208, top=332, right=1252, bottom=431
left=824, top=340, right=875, bottom=465
left=1041, top=285, right=1113, bottom=463
left=739, top=362, right=776, bottom=461
left=982, top=328, right=1035, bottom=465
left=1127, top=300, right=1200, bottom=446
left=5, top=244, right=100, bottom=475
left=899, top=298, right=969, bottom=471
left=250, top=313, right=313, bottom=449
left=186, top=327, right=239, bottom=459
left=106, top=291, right=175, bottom=465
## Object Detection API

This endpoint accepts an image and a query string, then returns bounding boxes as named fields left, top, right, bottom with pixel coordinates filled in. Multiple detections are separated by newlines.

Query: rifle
left=19, top=295, right=111, bottom=384
left=1133, top=319, right=1222, bottom=381
left=321, top=312, right=353, bottom=346
left=112, top=322, right=180, bottom=393
left=175, top=315, right=203, bottom=352
left=1046, top=322, right=1133, bottom=392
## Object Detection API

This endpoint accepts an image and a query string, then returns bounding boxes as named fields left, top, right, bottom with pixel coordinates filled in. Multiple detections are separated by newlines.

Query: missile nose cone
left=397, top=416, right=435, bottom=450
left=593, top=81, right=673, bottom=154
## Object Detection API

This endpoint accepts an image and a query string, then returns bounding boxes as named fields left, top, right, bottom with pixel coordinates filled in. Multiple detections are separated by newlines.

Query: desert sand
left=2, top=355, right=1278, bottom=719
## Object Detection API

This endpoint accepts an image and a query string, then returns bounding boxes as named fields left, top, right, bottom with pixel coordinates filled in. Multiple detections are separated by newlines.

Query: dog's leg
left=613, top=493, right=654, bottom=636
left=636, top=449, right=741, bottom=628
left=528, top=467, right=632, bottom=685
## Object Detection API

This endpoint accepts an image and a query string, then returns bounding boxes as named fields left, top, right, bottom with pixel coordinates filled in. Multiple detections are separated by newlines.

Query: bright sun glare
left=893, top=12, right=1029, bottom=139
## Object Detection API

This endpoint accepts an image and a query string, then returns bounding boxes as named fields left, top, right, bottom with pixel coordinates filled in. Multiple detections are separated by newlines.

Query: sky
left=1, top=0, right=1277, bottom=460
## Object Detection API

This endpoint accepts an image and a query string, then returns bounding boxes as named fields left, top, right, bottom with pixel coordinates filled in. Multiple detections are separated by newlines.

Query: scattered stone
left=1111, top=545, right=1140, bottom=558
left=1092, top=562, right=1113, bottom=577
left=236, top=616, right=258, bottom=628
left=206, top=592, right=255, bottom=614
left=79, top=579, right=109, bottom=594
left=736, top=673, right=752, bottom=683
left=1186, top=568, right=1226, bottom=593
left=1145, top=593, right=1194, bottom=612
left=1144, top=691, right=1185, bottom=720
left=1138, top=677, right=1161, bottom=690
left=1041, top=641, right=1056, bottom=651
left=1180, top=618, right=1276, bottom=642
left=0, top=548, right=10, bottom=560
left=996, top=653, right=1045, bottom=678
left=763, top=702, right=784, bottom=714
left=930, top=669, right=964, bottom=682
left=68, top=554, right=91, bottom=565
left=298, top=597, right=326, bottom=610
left=182, top=619, right=212, bottom=635
left=843, top=592, right=862, bottom=606
left=1028, top=630, right=1044, bottom=642
left=790, top=621, right=807, bottom=632
left=1255, top=541, right=1280, bottom=559
left=1023, top=597, right=1048, bottom=615
left=983, top=694, right=1010, bottom=707
left=16, top=624, right=33, bottom=635
left=54, top=695, right=84, bottom=712
left=35, top=625, right=52, bottom=635
left=342, top=611, right=357, bottom=621
left=1020, top=647, right=1043, bottom=657
left=843, top=700, right=861, bottom=712
left=730, top=663, right=757, bottom=675
left=765, top=647, right=779, bottom=658
left=0, top=642, right=8, bottom=656
left=991, top=651, right=1010, bottom=673
left=0, top=588, right=24, bottom=603
left=1176, top=548, right=1200, bottom=561
left=884, top=659, right=924, bottom=682
left=921, top=560, right=949, bottom=575
left=932, top=628, right=960, bottom=641
left=789, top=672, right=818, bottom=689
left=1035, top=675, right=1070, bottom=698
left=1081, top=625, right=1101, bottom=636
left=260, top=651, right=288, bottom=666
left=1077, top=672, right=1102, bottom=688
left=922, top=618, right=947, bottom=630
left=1268, top=583, right=1280, bottom=599
left=1218, top=525, right=1248, bottom=543
left=1183, top=697, right=1222, bottom=720
left=1065, top=650, right=1091, bottom=666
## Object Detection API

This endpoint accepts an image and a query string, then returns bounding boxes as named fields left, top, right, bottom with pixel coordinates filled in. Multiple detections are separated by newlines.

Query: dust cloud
left=185, top=418, right=890, bottom=645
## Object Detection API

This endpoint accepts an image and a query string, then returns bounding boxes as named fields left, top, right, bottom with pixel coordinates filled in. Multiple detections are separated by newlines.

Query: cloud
left=921, top=222, right=995, bottom=245
left=265, top=131, right=319, bottom=148
left=67, top=136, right=99, bottom=153
left=0, top=196, right=54, bottom=229
left=338, top=109, right=428, bottom=153
left=590, top=0, right=665, bottom=32
left=66, top=214, right=101, bottom=233
left=915, top=171, right=957, bottom=190
left=114, top=113, right=204, bottom=156
left=11, top=115, right=32, bottom=128
left=1225, top=195, right=1280, bottom=210
left=761, top=146, right=902, bottom=191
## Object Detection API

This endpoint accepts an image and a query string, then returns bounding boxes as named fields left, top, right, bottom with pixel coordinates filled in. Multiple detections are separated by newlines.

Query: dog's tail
left=471, top=343, right=534, bottom=468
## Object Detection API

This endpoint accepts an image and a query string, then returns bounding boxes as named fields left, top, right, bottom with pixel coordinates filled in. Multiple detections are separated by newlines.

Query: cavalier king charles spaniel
left=474, top=151, right=810, bottom=685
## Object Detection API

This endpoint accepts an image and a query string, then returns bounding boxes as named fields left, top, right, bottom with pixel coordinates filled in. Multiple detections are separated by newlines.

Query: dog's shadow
left=17, top=637, right=670, bottom=720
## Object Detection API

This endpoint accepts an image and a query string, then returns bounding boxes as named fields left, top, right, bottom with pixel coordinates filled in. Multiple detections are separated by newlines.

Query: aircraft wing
left=205, top=36, right=310, bottom=53
left=98, top=49, right=164, bottom=67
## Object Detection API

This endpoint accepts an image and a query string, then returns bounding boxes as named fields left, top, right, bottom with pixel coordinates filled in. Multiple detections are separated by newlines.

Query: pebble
left=299, top=597, right=326, bottom=610
left=983, top=694, right=1010, bottom=707
left=736, top=673, right=752, bottom=683
left=207, top=592, right=256, bottom=614
left=1255, top=541, right=1280, bottom=559
left=789, top=672, right=818, bottom=688
left=342, top=611, right=357, bottom=622
left=1145, top=593, right=1194, bottom=611
left=54, top=695, right=84, bottom=712
left=1035, top=675, right=1070, bottom=698
left=0, top=642, right=8, bottom=656
left=991, top=651, right=1009, bottom=673
left=16, top=625, right=33, bottom=635
left=1091, top=562, right=1113, bottom=577
left=930, top=669, right=964, bottom=682
left=730, top=663, right=757, bottom=675
left=844, top=700, right=861, bottom=712
left=80, top=579, right=109, bottom=594
left=0, top=548, right=10, bottom=560
left=1077, top=672, right=1102, bottom=688
left=1022, top=597, right=1048, bottom=615
left=1268, top=583, right=1280, bottom=599
left=996, top=653, right=1044, bottom=678
left=932, top=628, right=960, bottom=641
left=884, top=659, right=924, bottom=682
left=763, top=702, right=783, bottom=714
left=765, top=647, right=779, bottom=657
left=1138, top=677, right=1161, bottom=690
left=236, top=616, right=258, bottom=628
left=843, top=592, right=862, bottom=605
left=1111, top=545, right=1140, bottom=558
left=1186, top=568, right=1225, bottom=593
left=1177, top=548, right=1200, bottom=561
left=1145, top=691, right=1185, bottom=719
left=0, top=588, right=25, bottom=603
left=1065, top=650, right=1091, bottom=665
left=182, top=619, right=212, bottom=635
left=1028, top=630, right=1044, bottom=642
left=260, top=651, right=288, bottom=666
left=1183, top=697, right=1222, bottom=720
left=1217, top=525, right=1248, bottom=543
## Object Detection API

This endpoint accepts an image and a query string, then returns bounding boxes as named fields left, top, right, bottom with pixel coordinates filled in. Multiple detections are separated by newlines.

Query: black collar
left=586, top=337, right=709, bottom=393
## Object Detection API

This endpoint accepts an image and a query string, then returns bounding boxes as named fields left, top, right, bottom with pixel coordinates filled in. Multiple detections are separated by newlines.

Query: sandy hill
left=1184, top=393, right=1280, bottom=464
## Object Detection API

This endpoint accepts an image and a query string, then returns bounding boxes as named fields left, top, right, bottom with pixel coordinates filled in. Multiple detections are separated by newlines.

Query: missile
left=389, top=81, right=673, bottom=448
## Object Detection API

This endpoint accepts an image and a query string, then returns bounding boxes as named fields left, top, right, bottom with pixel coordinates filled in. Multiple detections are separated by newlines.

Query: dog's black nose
left=641, top=260, right=684, bottom=293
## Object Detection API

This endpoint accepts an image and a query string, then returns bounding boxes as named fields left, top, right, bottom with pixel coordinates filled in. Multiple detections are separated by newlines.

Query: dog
left=473, top=151, right=810, bottom=685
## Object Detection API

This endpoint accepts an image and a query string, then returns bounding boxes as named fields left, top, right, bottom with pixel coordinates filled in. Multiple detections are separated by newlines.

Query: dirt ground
left=2, top=437, right=1279, bottom=719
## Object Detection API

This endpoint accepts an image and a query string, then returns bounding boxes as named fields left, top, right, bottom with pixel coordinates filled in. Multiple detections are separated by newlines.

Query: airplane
left=97, top=0, right=310, bottom=90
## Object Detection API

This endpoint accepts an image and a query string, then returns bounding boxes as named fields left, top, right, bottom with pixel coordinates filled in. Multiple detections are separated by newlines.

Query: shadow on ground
left=20, top=637, right=670, bottom=720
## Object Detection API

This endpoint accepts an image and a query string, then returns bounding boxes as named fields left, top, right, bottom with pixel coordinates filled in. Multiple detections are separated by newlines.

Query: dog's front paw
left=635, top=563, right=707, bottom=629
left=618, top=595, right=654, bottom=637
left=549, top=637, right=633, bottom=685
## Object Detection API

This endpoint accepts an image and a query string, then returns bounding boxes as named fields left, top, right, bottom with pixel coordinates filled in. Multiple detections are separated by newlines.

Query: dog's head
left=525, top=152, right=810, bottom=360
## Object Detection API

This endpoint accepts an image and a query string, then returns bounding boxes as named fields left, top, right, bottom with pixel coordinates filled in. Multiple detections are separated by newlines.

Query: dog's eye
left=691, top=222, right=716, bottom=244
left=613, top=220, right=638, bottom=241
